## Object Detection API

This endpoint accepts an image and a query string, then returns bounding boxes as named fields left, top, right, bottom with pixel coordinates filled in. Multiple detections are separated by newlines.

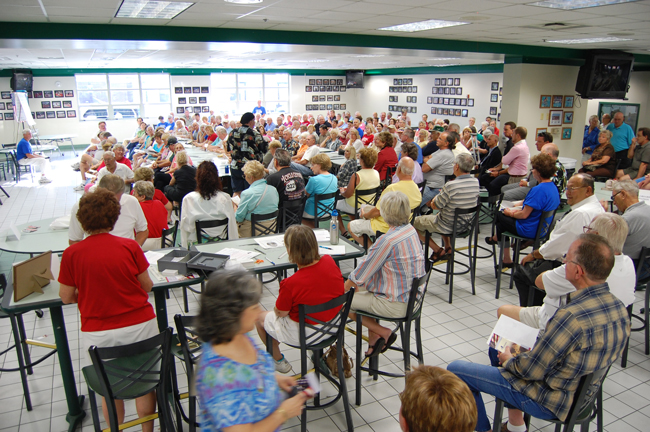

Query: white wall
left=171, top=75, right=212, bottom=119
left=586, top=71, right=650, bottom=129
left=501, top=63, right=588, bottom=162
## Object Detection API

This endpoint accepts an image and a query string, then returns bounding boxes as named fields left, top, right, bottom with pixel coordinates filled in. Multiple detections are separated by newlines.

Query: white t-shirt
left=96, top=162, right=134, bottom=183
left=68, top=194, right=148, bottom=242
left=538, top=254, right=636, bottom=328
left=179, top=191, right=239, bottom=248
left=351, top=139, right=364, bottom=153
left=301, top=145, right=321, bottom=168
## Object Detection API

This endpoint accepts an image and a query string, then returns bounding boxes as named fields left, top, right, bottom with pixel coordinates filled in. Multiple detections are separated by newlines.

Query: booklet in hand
left=488, top=315, right=540, bottom=355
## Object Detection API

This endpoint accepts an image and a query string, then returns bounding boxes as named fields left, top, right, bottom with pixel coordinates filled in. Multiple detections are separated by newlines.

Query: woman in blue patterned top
left=195, top=270, right=307, bottom=431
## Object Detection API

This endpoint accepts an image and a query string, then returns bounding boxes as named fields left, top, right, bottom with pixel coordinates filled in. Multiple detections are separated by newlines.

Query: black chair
left=0, top=274, right=53, bottom=411
left=380, top=165, right=394, bottom=191
left=495, top=207, right=558, bottom=299
left=354, top=271, right=430, bottom=405
left=312, top=191, right=337, bottom=229
left=477, top=193, right=503, bottom=266
left=423, top=203, right=480, bottom=304
left=8, top=149, right=34, bottom=182
left=173, top=315, right=201, bottom=432
left=279, top=198, right=305, bottom=232
left=266, top=289, right=356, bottom=432
left=624, top=246, right=650, bottom=366
left=251, top=210, right=281, bottom=284
left=161, top=221, right=178, bottom=248
left=338, top=185, right=381, bottom=218
left=82, top=328, right=177, bottom=432
left=416, top=180, right=426, bottom=194
left=195, top=218, right=229, bottom=244
left=492, top=366, right=609, bottom=432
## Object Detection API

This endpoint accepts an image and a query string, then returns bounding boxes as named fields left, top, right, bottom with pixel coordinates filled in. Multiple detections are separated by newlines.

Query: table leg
left=154, top=289, right=169, bottom=332
left=68, top=138, right=78, bottom=156
left=50, top=306, right=86, bottom=431
left=8, top=313, right=32, bottom=411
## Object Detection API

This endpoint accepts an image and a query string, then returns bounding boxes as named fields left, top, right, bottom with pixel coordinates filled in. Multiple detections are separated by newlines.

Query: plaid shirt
left=337, top=159, right=357, bottom=188
left=349, top=224, right=425, bottom=303
left=501, top=283, right=630, bottom=421
left=226, top=126, right=264, bottom=169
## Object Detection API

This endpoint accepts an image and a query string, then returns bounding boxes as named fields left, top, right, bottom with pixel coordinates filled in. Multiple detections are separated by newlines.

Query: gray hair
left=403, top=128, right=415, bottom=140
left=481, top=121, right=489, bottom=129
left=612, top=179, right=639, bottom=198
left=103, top=151, right=116, bottom=159
left=599, top=130, right=613, bottom=141
left=215, top=126, right=227, bottom=135
left=482, top=129, right=493, bottom=138
left=456, top=153, right=475, bottom=173
left=133, top=180, right=155, bottom=200
left=274, top=148, right=291, bottom=167
left=572, top=173, right=595, bottom=193
left=98, top=174, right=125, bottom=195
left=590, top=213, right=629, bottom=254
left=175, top=150, right=188, bottom=166
left=22, top=130, right=31, bottom=136
left=589, top=114, right=600, bottom=126
left=112, top=143, right=125, bottom=151
left=398, top=157, right=415, bottom=176
left=379, top=191, right=411, bottom=227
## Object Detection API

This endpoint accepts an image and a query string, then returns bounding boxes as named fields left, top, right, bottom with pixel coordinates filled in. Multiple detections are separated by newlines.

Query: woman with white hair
left=173, top=120, right=190, bottom=139
left=578, top=130, right=616, bottom=178
left=582, top=115, right=601, bottom=161
left=348, top=128, right=363, bottom=153
left=235, top=160, right=279, bottom=238
left=344, top=191, right=426, bottom=357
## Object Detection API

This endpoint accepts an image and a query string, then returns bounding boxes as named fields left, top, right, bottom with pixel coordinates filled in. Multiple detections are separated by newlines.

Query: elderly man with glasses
left=512, top=173, right=604, bottom=307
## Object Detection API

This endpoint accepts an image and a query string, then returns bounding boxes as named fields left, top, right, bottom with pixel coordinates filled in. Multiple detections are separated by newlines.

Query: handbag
left=323, top=344, right=353, bottom=378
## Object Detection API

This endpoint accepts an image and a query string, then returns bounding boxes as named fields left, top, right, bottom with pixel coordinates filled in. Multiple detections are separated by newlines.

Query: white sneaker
left=275, top=355, right=293, bottom=374
left=73, top=183, right=86, bottom=191
left=39, top=177, right=52, bottom=184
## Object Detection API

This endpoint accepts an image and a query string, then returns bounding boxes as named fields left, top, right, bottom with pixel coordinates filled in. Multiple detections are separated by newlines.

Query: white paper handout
left=318, top=245, right=346, bottom=255
left=255, top=235, right=285, bottom=249
left=218, top=247, right=260, bottom=263
left=499, top=200, right=523, bottom=211
left=313, top=229, right=331, bottom=242
left=487, top=315, right=540, bottom=354
left=143, top=250, right=167, bottom=266
left=639, top=189, right=650, bottom=204
left=231, top=195, right=241, bottom=206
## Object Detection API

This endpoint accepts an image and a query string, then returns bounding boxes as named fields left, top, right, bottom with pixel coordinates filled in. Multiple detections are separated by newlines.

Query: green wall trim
left=504, top=56, right=585, bottom=67
left=0, top=68, right=347, bottom=77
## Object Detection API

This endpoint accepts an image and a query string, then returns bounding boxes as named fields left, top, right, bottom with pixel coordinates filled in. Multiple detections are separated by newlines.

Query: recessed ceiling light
left=224, top=0, right=262, bottom=3
left=378, top=19, right=468, bottom=33
left=428, top=57, right=461, bottom=61
left=528, top=0, right=639, bottom=10
left=115, top=0, right=194, bottom=19
left=355, top=54, right=385, bottom=58
left=546, top=36, right=634, bottom=44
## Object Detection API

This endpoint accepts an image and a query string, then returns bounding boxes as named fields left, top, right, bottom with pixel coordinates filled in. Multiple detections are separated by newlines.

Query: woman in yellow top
left=336, top=147, right=380, bottom=237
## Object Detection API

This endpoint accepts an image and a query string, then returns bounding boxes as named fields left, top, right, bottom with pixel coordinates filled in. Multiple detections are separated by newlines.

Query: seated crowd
left=47, top=106, right=650, bottom=432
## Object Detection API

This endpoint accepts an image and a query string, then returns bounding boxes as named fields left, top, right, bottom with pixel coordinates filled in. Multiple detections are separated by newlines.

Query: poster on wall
left=199, top=97, right=207, bottom=104
left=201, top=87, right=209, bottom=93
left=176, top=107, right=184, bottom=114
left=4, top=112, right=14, bottom=120
left=175, top=87, right=183, bottom=94
left=52, top=101, right=62, bottom=109
left=551, top=95, right=563, bottom=108
left=549, top=110, right=563, bottom=126
left=202, top=106, right=209, bottom=112
left=183, top=87, right=191, bottom=94
left=490, top=107, right=497, bottom=115
left=491, top=82, right=499, bottom=91
left=56, top=111, right=66, bottom=118
left=189, top=97, right=197, bottom=104
left=192, top=87, right=200, bottom=93
left=41, top=101, right=51, bottom=109
left=35, top=111, right=45, bottom=119
left=55, top=90, right=64, bottom=98
left=178, top=97, right=186, bottom=104
left=562, top=127, right=572, bottom=140
left=1, top=91, right=11, bottom=99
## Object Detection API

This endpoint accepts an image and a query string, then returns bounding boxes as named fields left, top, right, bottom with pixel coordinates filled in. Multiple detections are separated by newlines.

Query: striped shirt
left=501, top=282, right=630, bottom=421
left=349, top=224, right=425, bottom=303
left=432, top=174, right=480, bottom=234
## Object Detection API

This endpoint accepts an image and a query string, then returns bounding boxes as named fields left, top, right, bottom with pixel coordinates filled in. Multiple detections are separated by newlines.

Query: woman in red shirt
left=133, top=180, right=169, bottom=250
left=373, top=131, right=398, bottom=181
left=58, top=189, right=157, bottom=432
left=96, top=143, right=132, bottom=170
left=255, top=225, right=344, bottom=373
left=361, top=124, right=376, bottom=147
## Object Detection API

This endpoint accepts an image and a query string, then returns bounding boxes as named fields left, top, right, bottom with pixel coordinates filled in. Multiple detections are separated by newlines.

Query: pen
left=254, top=248, right=265, bottom=254
left=279, top=251, right=288, bottom=259
left=268, top=259, right=276, bottom=265
left=319, top=245, right=332, bottom=250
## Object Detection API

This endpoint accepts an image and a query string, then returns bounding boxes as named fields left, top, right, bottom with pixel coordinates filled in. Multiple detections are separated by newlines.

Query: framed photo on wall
left=491, top=82, right=499, bottom=91
left=461, top=109, right=468, bottom=117
left=35, top=111, right=45, bottom=119
left=201, top=87, right=209, bottom=93
left=309, top=79, right=315, bottom=85
left=334, top=95, right=340, bottom=101
left=305, top=86, right=312, bottom=92
left=431, top=107, right=436, bottom=114
left=333, top=86, right=339, bottom=91
left=189, top=97, right=197, bottom=104
left=312, top=95, right=318, bottom=102
left=43, top=90, right=53, bottom=98
left=192, top=87, right=200, bottom=93
left=552, top=95, right=563, bottom=108
left=63, top=101, right=72, bottom=108
left=340, top=104, right=346, bottom=110
left=490, top=107, right=497, bottom=115
left=199, top=97, right=207, bottom=104
left=4, top=112, right=14, bottom=120
left=67, top=110, right=76, bottom=118
left=175, top=87, right=183, bottom=94
left=468, top=99, right=474, bottom=107
left=337, top=79, right=343, bottom=85
left=549, top=110, right=563, bottom=126
left=56, top=111, right=66, bottom=118
left=456, top=88, right=462, bottom=95
left=52, top=101, right=62, bottom=108
left=202, top=106, right=209, bottom=112
left=540, top=95, right=551, bottom=108
left=434, top=78, right=441, bottom=86
left=564, top=96, right=574, bottom=108
left=33, top=91, right=43, bottom=98
left=327, top=95, right=333, bottom=101
left=176, top=107, right=184, bottom=114
left=54, top=90, right=64, bottom=98
left=454, top=78, right=461, bottom=86
left=333, top=104, right=340, bottom=110
left=562, top=127, right=572, bottom=140
left=184, top=87, right=191, bottom=94
left=460, top=99, right=467, bottom=106
left=536, top=128, right=548, bottom=136
left=490, top=94, right=498, bottom=102
left=563, top=111, right=574, bottom=124
left=0, top=102, right=6, bottom=110
left=340, top=86, right=346, bottom=92
left=41, top=101, right=51, bottom=109
left=46, top=111, right=55, bottom=118
left=178, top=97, right=186, bottom=104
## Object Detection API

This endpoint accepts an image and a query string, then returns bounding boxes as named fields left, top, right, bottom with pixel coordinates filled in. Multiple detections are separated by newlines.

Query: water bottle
left=330, top=210, right=339, bottom=245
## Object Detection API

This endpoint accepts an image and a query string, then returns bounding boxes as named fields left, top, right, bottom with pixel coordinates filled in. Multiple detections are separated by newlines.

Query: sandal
left=366, top=337, right=386, bottom=358
left=485, top=236, right=499, bottom=245
left=430, top=248, right=447, bottom=262
left=381, top=333, right=398, bottom=354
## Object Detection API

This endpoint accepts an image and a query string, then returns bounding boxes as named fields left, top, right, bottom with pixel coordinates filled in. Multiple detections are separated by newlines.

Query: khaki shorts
left=413, top=214, right=444, bottom=235
left=238, top=219, right=275, bottom=238
left=349, top=219, right=375, bottom=237
left=350, top=289, right=408, bottom=319
left=518, top=306, right=542, bottom=329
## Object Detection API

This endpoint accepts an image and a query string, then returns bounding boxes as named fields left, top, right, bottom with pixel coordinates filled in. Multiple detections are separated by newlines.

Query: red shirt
left=207, top=133, right=218, bottom=143
left=494, top=127, right=500, bottom=136
left=58, top=233, right=155, bottom=332
left=374, top=146, right=398, bottom=181
left=276, top=255, right=344, bottom=324
left=361, top=134, right=374, bottom=147
left=97, top=157, right=132, bottom=171
left=131, top=188, right=169, bottom=206
left=139, top=199, right=169, bottom=238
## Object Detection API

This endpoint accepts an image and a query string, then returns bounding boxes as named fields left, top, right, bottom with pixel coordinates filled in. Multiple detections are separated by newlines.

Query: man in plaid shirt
left=448, top=234, right=630, bottom=432
left=227, top=112, right=264, bottom=196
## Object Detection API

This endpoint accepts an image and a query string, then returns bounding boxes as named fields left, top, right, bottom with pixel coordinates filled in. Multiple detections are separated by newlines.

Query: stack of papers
left=255, top=235, right=285, bottom=249
left=144, top=251, right=167, bottom=266
left=218, top=248, right=260, bottom=263
left=488, top=315, right=539, bottom=354
left=318, top=245, right=346, bottom=255
left=313, top=229, right=330, bottom=242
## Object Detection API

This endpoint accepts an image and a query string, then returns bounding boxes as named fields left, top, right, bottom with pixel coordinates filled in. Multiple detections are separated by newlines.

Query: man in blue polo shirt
left=607, top=111, right=635, bottom=169
left=16, top=130, right=52, bottom=184
left=252, top=100, right=266, bottom=117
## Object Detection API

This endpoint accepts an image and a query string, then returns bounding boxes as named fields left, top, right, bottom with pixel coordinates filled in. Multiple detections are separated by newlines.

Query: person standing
left=252, top=100, right=266, bottom=117
left=227, top=112, right=265, bottom=197
left=607, top=112, right=635, bottom=169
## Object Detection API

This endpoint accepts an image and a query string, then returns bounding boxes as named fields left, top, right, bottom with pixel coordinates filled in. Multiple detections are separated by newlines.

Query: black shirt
left=422, top=140, right=439, bottom=157
left=266, top=167, right=306, bottom=206
left=173, top=165, right=197, bottom=196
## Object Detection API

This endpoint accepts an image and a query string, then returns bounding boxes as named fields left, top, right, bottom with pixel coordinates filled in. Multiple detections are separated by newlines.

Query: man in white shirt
left=498, top=212, right=635, bottom=329
left=290, top=134, right=320, bottom=176
left=513, top=173, right=604, bottom=307
left=89, top=151, right=134, bottom=194
left=69, top=174, right=148, bottom=246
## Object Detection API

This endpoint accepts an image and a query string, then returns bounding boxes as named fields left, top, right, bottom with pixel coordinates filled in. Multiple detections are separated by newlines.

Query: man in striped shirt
left=414, top=153, right=480, bottom=261
left=345, top=191, right=426, bottom=357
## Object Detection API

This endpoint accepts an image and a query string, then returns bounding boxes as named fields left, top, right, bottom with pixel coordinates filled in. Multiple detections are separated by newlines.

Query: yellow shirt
left=346, top=168, right=380, bottom=208
left=370, top=180, right=423, bottom=233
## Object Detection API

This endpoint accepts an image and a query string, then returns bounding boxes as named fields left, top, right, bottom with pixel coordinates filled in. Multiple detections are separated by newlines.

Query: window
left=211, top=73, right=289, bottom=118
left=75, top=73, right=171, bottom=121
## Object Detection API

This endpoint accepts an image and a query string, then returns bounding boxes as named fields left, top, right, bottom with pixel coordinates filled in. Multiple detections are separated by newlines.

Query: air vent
left=520, top=22, right=588, bottom=30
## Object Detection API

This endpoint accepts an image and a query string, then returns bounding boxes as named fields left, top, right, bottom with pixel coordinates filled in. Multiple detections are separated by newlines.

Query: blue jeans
left=291, top=162, right=313, bottom=177
left=447, top=358, right=556, bottom=432
left=421, top=186, right=440, bottom=210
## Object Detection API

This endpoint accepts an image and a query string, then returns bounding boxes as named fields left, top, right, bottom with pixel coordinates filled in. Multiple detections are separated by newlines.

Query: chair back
left=173, top=315, right=201, bottom=382
left=353, top=185, right=381, bottom=214
left=1, top=144, right=16, bottom=149
left=313, top=191, right=337, bottom=227
left=195, top=218, right=229, bottom=244
left=635, top=246, right=650, bottom=286
left=404, top=271, right=431, bottom=322
left=410, top=204, right=420, bottom=226
left=161, top=221, right=178, bottom=248
left=251, top=210, right=279, bottom=236
left=280, top=199, right=305, bottom=231
left=297, top=289, right=355, bottom=351
left=532, top=207, right=557, bottom=249
left=416, top=180, right=426, bottom=194
left=564, top=366, right=610, bottom=429
left=88, top=328, right=174, bottom=430
left=451, top=203, right=481, bottom=239
left=380, top=166, right=394, bottom=191
left=0, top=274, right=7, bottom=318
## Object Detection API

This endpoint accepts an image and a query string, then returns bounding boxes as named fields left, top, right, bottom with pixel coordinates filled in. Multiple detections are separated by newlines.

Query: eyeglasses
left=582, top=226, right=594, bottom=233
left=561, top=253, right=584, bottom=270
left=611, top=190, right=622, bottom=200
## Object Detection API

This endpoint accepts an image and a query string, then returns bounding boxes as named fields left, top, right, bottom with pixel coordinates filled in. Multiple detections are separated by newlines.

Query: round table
left=0, top=217, right=69, bottom=256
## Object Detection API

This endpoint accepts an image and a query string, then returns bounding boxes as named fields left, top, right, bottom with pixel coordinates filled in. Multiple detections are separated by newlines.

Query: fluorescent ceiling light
left=528, top=0, right=639, bottom=10
left=115, top=0, right=194, bottom=19
left=378, top=19, right=468, bottom=33
left=355, top=54, right=385, bottom=58
left=546, top=36, right=634, bottom=44
left=225, top=0, right=263, bottom=3
left=431, top=63, right=461, bottom=67
left=428, top=57, right=461, bottom=60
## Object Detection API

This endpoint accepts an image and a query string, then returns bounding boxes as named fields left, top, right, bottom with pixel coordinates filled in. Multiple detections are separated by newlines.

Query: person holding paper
left=448, top=234, right=630, bottom=432
left=16, top=130, right=52, bottom=184
left=58, top=188, right=158, bottom=432
left=255, top=225, right=344, bottom=373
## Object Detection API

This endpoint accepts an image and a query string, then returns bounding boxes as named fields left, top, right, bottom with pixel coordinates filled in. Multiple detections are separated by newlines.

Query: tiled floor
left=1, top=152, right=649, bottom=432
